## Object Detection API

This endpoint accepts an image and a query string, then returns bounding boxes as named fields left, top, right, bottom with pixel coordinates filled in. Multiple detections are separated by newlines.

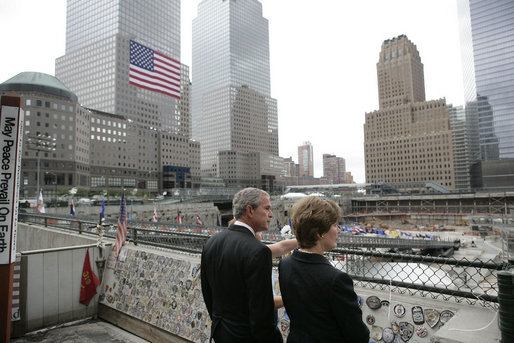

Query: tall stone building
left=298, top=141, right=314, bottom=177
left=55, top=0, right=199, bottom=190
left=192, top=0, right=280, bottom=190
left=364, top=35, right=455, bottom=191
left=457, top=0, right=514, bottom=190
left=322, top=154, right=346, bottom=184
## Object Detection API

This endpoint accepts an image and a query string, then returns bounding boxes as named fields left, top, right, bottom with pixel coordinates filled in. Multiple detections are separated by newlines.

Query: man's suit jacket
left=279, top=249, right=369, bottom=343
left=201, top=224, right=282, bottom=343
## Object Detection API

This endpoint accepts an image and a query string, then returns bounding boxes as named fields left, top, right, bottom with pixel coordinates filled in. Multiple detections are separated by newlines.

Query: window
left=108, top=177, right=121, bottom=186
left=91, top=176, right=105, bottom=187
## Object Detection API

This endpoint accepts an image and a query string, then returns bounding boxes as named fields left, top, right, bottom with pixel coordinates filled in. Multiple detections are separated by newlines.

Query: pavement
left=11, top=319, right=150, bottom=343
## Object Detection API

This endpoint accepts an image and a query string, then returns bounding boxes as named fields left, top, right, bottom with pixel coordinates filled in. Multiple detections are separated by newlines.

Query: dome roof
left=0, top=72, right=78, bottom=103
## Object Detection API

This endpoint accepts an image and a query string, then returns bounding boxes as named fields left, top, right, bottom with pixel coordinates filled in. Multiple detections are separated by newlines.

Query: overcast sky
left=0, top=0, right=464, bottom=183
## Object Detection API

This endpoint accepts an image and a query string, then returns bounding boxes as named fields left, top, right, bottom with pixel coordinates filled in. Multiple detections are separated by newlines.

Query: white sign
left=0, top=105, right=24, bottom=264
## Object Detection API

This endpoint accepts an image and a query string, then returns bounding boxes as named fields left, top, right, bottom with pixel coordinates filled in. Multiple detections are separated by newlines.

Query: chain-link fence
left=327, top=248, right=509, bottom=308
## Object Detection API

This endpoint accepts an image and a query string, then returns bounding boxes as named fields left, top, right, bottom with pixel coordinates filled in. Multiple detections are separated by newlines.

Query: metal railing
left=19, top=213, right=512, bottom=307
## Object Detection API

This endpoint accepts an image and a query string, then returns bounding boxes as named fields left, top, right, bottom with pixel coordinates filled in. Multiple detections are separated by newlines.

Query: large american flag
left=113, top=193, right=128, bottom=258
left=129, top=40, right=181, bottom=99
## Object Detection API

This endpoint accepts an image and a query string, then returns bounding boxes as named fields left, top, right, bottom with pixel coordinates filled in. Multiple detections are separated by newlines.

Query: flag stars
left=130, top=41, right=154, bottom=71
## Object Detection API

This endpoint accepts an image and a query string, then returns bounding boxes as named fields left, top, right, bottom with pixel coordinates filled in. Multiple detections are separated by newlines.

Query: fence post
left=44, top=217, right=48, bottom=228
left=497, top=270, right=514, bottom=343
left=78, top=221, right=82, bottom=234
left=132, top=228, right=138, bottom=246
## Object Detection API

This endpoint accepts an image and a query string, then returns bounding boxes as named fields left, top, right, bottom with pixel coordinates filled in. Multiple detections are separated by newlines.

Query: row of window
left=27, top=99, right=74, bottom=112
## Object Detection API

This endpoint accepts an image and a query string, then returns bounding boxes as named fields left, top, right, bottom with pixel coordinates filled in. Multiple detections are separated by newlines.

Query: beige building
left=345, top=172, right=354, bottom=184
left=364, top=35, right=455, bottom=191
left=298, top=141, right=314, bottom=177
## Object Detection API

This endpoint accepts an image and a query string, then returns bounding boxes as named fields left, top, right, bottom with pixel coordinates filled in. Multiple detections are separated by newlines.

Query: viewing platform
left=9, top=213, right=513, bottom=343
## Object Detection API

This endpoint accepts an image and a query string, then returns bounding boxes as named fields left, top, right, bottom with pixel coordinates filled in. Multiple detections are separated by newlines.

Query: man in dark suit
left=201, top=188, right=282, bottom=343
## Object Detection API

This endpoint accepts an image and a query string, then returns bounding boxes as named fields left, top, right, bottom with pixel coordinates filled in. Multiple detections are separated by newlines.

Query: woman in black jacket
left=279, top=197, right=369, bottom=343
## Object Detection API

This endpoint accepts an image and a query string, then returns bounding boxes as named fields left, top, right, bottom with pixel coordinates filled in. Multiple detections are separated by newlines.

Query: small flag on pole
left=196, top=213, right=203, bottom=226
left=177, top=211, right=182, bottom=224
left=216, top=214, right=220, bottom=226
left=70, top=198, right=75, bottom=216
left=101, top=200, right=105, bottom=222
left=113, top=193, right=128, bottom=258
left=153, top=206, right=158, bottom=222
left=129, top=202, right=133, bottom=221
left=79, top=249, right=100, bottom=306
left=37, top=191, right=45, bottom=214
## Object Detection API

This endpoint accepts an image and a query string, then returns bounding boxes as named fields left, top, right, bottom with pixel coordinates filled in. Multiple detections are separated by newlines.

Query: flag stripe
left=154, top=51, right=180, bottom=70
left=113, top=193, right=128, bottom=258
left=129, top=40, right=181, bottom=99
left=129, top=69, right=180, bottom=94
left=130, top=64, right=180, bottom=86
left=154, top=57, right=180, bottom=76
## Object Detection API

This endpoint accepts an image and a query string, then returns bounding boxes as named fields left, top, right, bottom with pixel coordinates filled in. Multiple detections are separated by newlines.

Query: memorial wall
left=98, top=244, right=481, bottom=343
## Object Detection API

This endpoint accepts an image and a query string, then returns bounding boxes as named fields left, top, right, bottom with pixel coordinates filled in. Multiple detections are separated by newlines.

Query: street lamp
left=26, top=133, right=57, bottom=199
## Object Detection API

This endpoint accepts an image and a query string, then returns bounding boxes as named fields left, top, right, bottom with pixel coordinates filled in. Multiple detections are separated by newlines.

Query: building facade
left=1, top=72, right=200, bottom=199
left=457, top=0, right=514, bottom=190
left=55, top=0, right=199, bottom=190
left=298, top=141, right=314, bottom=177
left=0, top=73, right=87, bottom=199
left=450, top=106, right=472, bottom=190
left=364, top=35, right=455, bottom=191
left=191, top=0, right=280, bottom=189
left=458, top=0, right=514, bottom=160
left=322, top=154, right=346, bottom=184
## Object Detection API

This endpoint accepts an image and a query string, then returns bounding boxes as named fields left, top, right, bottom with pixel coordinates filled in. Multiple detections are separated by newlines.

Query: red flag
left=80, top=250, right=100, bottom=306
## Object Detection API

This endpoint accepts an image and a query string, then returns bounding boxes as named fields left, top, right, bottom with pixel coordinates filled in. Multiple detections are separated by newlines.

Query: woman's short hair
left=291, top=196, right=341, bottom=249
left=233, top=188, right=269, bottom=219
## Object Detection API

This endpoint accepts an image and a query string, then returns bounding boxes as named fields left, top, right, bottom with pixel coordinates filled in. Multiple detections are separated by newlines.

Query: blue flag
left=129, top=202, right=133, bottom=221
left=101, top=200, right=105, bottom=220
left=216, top=214, right=220, bottom=226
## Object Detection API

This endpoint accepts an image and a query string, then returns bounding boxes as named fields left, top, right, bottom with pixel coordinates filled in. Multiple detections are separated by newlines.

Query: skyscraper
left=457, top=0, right=514, bottom=190
left=192, top=0, right=280, bottom=188
left=55, top=0, right=200, bottom=190
left=298, top=142, right=314, bottom=178
left=457, top=0, right=514, bottom=161
left=364, top=35, right=455, bottom=191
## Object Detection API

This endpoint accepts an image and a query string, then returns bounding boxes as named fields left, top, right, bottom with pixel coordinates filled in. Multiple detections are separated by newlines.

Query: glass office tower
left=457, top=0, right=514, bottom=160
left=56, top=0, right=186, bottom=135
left=192, top=0, right=279, bottom=184
left=55, top=0, right=200, bottom=191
